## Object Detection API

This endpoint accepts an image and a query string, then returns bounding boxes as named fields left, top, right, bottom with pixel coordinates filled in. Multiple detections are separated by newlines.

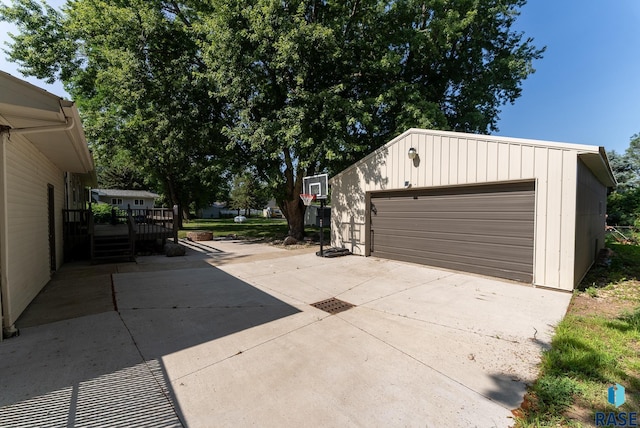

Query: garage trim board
left=365, top=180, right=536, bottom=283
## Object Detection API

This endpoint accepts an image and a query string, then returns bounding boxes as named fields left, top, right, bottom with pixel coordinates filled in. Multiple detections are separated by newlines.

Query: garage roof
left=0, top=71, right=95, bottom=181
left=332, top=128, right=616, bottom=188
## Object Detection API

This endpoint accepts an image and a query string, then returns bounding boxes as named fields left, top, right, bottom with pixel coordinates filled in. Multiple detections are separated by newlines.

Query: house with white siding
left=91, top=189, right=159, bottom=210
left=330, top=128, right=616, bottom=291
left=0, top=71, right=95, bottom=339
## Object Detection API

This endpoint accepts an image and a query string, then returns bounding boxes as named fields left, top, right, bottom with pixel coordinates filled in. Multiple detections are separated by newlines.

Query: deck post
left=173, top=205, right=179, bottom=243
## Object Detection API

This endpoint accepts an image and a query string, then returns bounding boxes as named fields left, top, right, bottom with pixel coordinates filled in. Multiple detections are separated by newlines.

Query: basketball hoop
left=300, top=193, right=317, bottom=206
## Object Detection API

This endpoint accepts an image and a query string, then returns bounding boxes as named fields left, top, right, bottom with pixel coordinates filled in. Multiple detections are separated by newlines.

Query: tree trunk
left=280, top=147, right=306, bottom=240
left=166, top=177, right=184, bottom=228
left=282, top=197, right=306, bottom=241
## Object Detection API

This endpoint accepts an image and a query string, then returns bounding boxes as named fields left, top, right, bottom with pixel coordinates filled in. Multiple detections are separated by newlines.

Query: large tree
left=0, top=0, right=227, bottom=225
left=2, top=0, right=543, bottom=239
left=198, top=0, right=544, bottom=239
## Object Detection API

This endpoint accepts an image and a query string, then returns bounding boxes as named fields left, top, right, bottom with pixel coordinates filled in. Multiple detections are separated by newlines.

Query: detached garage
left=330, top=128, right=616, bottom=291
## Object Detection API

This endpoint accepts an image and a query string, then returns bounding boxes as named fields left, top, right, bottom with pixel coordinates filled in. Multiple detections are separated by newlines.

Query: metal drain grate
left=310, top=298, right=355, bottom=314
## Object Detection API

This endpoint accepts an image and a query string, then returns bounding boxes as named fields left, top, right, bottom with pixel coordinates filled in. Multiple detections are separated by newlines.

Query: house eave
left=0, top=71, right=95, bottom=175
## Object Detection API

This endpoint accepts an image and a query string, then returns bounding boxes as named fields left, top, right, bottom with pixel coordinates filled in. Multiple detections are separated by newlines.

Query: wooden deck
left=63, top=208, right=177, bottom=262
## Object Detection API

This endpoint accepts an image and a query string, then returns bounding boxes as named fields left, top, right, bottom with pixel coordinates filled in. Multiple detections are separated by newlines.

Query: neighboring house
left=198, top=202, right=227, bottom=218
left=198, top=202, right=262, bottom=218
left=331, top=128, right=616, bottom=291
left=91, top=189, right=159, bottom=210
left=0, top=71, right=95, bottom=339
left=262, top=199, right=283, bottom=218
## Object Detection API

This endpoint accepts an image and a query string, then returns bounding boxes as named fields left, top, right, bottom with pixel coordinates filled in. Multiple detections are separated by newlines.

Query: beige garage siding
left=367, top=181, right=535, bottom=282
left=574, top=159, right=607, bottom=283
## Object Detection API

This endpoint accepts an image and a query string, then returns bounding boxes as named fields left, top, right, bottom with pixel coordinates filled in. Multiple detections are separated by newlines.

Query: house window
left=134, top=199, right=144, bottom=206
left=111, top=198, right=123, bottom=205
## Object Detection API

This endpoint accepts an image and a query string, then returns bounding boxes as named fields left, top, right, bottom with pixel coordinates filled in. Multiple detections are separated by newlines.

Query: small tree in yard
left=607, top=133, right=640, bottom=226
left=229, top=173, right=268, bottom=217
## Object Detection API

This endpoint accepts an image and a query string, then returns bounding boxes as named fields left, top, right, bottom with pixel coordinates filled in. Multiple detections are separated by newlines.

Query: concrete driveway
left=0, top=240, right=571, bottom=427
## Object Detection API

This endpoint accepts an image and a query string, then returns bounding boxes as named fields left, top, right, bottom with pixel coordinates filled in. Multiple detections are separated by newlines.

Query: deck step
left=92, top=235, right=135, bottom=263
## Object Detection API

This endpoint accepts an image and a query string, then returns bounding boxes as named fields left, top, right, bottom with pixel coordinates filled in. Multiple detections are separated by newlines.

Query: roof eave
left=0, top=72, right=95, bottom=175
left=577, top=149, right=617, bottom=188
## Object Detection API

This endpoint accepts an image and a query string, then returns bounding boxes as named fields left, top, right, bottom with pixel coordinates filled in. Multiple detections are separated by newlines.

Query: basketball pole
left=319, top=199, right=324, bottom=257
left=301, top=173, right=328, bottom=258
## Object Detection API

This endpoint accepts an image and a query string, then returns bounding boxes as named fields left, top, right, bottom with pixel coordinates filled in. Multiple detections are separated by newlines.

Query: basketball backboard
left=302, top=174, right=328, bottom=199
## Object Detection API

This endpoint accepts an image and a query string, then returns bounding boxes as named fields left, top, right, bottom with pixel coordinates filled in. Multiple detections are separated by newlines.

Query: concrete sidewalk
left=0, top=242, right=571, bottom=427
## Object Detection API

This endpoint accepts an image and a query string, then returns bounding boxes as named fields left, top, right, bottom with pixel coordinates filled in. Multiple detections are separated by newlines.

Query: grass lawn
left=514, top=238, right=640, bottom=426
left=179, top=217, right=328, bottom=241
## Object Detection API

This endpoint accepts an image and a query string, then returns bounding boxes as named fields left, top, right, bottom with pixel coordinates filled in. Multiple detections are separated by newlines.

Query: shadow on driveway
left=0, top=260, right=300, bottom=427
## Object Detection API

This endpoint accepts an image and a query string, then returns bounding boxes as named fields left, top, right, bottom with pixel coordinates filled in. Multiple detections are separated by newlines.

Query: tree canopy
left=1, top=0, right=227, bottom=224
left=198, top=0, right=544, bottom=238
left=607, top=133, right=640, bottom=227
left=96, top=148, right=148, bottom=191
left=1, top=0, right=544, bottom=238
left=229, top=172, right=270, bottom=216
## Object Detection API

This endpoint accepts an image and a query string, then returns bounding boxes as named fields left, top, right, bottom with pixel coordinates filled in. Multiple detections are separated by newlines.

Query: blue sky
left=1, top=0, right=638, bottom=154
left=495, top=0, right=640, bottom=154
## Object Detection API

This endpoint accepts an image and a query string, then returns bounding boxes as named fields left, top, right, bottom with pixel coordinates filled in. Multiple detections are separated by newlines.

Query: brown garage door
left=368, top=181, right=535, bottom=282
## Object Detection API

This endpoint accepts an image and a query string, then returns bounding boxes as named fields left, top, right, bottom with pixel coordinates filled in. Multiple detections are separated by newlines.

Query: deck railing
left=102, top=206, right=175, bottom=241
left=126, top=207, right=176, bottom=241
left=63, top=209, right=92, bottom=262
left=63, top=206, right=177, bottom=261
left=126, top=210, right=136, bottom=258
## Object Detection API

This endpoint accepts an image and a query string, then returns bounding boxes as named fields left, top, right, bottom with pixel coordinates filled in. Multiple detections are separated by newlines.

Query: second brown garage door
left=367, top=181, right=535, bottom=282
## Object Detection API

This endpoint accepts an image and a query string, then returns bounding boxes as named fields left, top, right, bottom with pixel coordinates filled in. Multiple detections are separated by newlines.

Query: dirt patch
left=563, top=398, right=599, bottom=427
left=268, top=237, right=327, bottom=251
left=568, top=282, right=640, bottom=319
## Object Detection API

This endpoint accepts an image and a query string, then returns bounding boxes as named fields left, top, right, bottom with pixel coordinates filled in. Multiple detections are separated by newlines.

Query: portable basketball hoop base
left=300, top=192, right=325, bottom=257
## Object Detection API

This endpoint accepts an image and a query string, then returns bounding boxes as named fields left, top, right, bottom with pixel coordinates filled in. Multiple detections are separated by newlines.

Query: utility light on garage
left=408, top=147, right=417, bottom=160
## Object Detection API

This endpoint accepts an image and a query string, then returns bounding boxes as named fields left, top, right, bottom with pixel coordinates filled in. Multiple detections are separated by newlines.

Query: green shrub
left=533, top=375, right=580, bottom=413
left=91, top=203, right=113, bottom=224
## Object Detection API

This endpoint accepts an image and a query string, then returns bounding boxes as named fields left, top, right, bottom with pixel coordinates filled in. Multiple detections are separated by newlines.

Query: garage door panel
left=372, top=250, right=533, bottom=283
left=374, top=246, right=533, bottom=276
left=372, top=192, right=534, bottom=213
left=373, top=233, right=533, bottom=264
left=373, top=219, right=534, bottom=238
left=373, top=228, right=534, bottom=247
left=369, top=182, right=535, bottom=283
left=374, top=211, right=535, bottom=221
